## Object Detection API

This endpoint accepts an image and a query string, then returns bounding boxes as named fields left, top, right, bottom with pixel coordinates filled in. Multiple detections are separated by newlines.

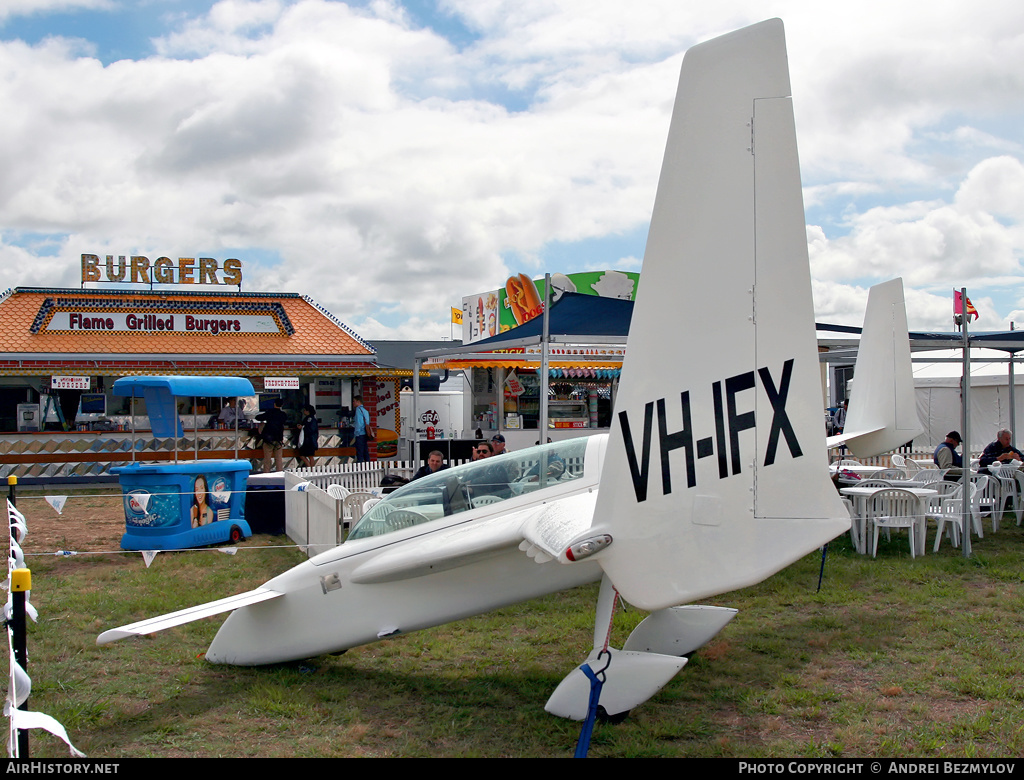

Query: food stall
left=110, top=375, right=254, bottom=551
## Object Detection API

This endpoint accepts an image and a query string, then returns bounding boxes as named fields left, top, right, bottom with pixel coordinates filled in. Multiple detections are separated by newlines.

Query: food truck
left=110, top=376, right=254, bottom=551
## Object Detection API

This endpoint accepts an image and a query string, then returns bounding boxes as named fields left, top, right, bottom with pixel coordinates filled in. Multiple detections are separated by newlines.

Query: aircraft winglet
left=829, top=278, right=924, bottom=458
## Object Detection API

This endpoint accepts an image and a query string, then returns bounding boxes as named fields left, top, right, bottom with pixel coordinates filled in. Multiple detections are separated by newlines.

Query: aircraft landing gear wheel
left=596, top=706, right=630, bottom=724
left=229, top=525, right=244, bottom=543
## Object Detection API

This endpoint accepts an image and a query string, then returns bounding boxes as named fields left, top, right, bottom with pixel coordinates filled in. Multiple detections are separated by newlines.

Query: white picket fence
left=283, top=459, right=472, bottom=557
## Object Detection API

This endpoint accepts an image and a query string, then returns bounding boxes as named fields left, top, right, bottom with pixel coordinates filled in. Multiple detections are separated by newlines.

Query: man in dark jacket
left=411, top=450, right=449, bottom=481
left=979, top=428, right=1024, bottom=472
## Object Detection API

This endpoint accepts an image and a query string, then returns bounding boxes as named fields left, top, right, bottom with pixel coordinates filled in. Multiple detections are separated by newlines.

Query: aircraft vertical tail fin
left=827, top=278, right=924, bottom=458
left=587, top=19, right=848, bottom=611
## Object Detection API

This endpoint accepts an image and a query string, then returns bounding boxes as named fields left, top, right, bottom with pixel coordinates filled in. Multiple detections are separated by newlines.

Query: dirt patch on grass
left=15, top=490, right=125, bottom=554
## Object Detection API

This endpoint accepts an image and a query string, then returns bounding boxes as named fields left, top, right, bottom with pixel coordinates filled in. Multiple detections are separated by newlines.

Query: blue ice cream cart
left=111, top=376, right=254, bottom=551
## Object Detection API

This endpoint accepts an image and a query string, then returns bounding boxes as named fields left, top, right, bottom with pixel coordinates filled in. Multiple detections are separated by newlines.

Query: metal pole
left=539, top=274, right=551, bottom=488
left=194, top=396, right=199, bottom=461
left=496, top=366, right=505, bottom=438
left=962, top=287, right=972, bottom=558
left=1009, top=323, right=1016, bottom=443
left=412, top=358, right=421, bottom=464
left=131, top=394, right=136, bottom=462
left=10, top=566, right=30, bottom=757
left=7, top=472, right=28, bottom=756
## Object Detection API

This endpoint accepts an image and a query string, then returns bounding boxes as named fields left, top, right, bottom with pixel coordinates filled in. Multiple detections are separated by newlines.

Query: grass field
left=11, top=490, right=1024, bottom=758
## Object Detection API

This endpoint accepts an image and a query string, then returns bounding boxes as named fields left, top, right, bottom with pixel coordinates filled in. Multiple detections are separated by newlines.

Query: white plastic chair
left=870, top=488, right=923, bottom=558
left=326, top=484, right=351, bottom=500
left=890, top=453, right=909, bottom=476
left=381, top=508, right=427, bottom=533
left=925, top=479, right=960, bottom=509
left=876, top=468, right=908, bottom=481
left=342, top=491, right=375, bottom=526
left=965, top=475, right=989, bottom=538
left=841, top=497, right=860, bottom=552
left=931, top=483, right=972, bottom=552
left=912, top=469, right=945, bottom=485
left=858, top=479, right=894, bottom=489
left=1014, top=470, right=1024, bottom=526
left=986, top=463, right=1017, bottom=532
left=973, top=474, right=1000, bottom=535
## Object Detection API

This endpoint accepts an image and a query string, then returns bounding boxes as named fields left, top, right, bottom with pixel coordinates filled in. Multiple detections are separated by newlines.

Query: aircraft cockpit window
left=348, top=438, right=591, bottom=540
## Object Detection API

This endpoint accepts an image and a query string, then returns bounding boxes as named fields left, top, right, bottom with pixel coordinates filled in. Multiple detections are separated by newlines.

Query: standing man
left=256, top=398, right=287, bottom=473
left=832, top=400, right=848, bottom=434
left=353, top=395, right=374, bottom=463
left=490, top=433, right=508, bottom=455
left=412, top=450, right=449, bottom=481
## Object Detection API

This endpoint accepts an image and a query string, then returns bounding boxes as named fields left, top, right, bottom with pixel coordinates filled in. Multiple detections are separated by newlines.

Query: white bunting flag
left=43, top=496, right=67, bottom=515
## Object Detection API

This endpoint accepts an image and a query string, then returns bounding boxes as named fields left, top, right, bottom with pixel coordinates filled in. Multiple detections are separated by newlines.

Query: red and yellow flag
left=953, top=290, right=978, bottom=322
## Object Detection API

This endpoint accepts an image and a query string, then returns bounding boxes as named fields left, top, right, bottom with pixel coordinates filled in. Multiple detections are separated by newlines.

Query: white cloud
left=0, top=0, right=1021, bottom=340
left=809, top=157, right=1024, bottom=299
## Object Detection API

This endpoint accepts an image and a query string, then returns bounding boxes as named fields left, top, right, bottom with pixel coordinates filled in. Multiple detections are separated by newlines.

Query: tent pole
left=1009, top=323, right=1016, bottom=443
left=962, top=288, right=972, bottom=558
left=412, top=358, right=420, bottom=464
left=539, top=273, right=551, bottom=487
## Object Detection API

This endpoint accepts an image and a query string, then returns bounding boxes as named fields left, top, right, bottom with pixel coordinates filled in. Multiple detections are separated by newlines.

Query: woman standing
left=298, top=404, right=319, bottom=468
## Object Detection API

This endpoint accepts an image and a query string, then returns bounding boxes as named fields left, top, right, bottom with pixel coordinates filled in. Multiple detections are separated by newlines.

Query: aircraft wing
left=97, top=587, right=283, bottom=645
left=348, top=491, right=598, bottom=585
left=826, top=426, right=884, bottom=450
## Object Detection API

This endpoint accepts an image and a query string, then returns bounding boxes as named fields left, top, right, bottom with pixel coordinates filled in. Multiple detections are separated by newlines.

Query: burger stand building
left=0, top=255, right=406, bottom=478
left=413, top=270, right=636, bottom=455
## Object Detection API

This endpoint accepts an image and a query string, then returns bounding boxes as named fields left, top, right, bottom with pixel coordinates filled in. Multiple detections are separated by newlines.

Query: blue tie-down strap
left=574, top=650, right=611, bottom=758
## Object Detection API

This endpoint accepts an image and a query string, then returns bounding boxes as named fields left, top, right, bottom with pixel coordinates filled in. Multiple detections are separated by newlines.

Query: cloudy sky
left=1, top=0, right=1022, bottom=340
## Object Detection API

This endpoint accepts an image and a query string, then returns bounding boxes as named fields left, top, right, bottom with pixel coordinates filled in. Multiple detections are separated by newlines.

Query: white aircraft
left=100, top=18, right=888, bottom=720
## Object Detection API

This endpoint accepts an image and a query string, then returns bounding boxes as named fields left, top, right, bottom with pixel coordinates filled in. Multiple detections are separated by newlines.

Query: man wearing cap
left=490, top=433, right=509, bottom=455
left=933, top=431, right=963, bottom=470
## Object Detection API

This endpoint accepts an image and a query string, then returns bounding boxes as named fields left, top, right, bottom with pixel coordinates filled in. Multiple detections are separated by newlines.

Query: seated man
left=933, top=431, right=963, bottom=470
left=411, top=450, right=449, bottom=481
left=979, top=428, right=1024, bottom=471
left=218, top=398, right=239, bottom=428
left=468, top=442, right=512, bottom=499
